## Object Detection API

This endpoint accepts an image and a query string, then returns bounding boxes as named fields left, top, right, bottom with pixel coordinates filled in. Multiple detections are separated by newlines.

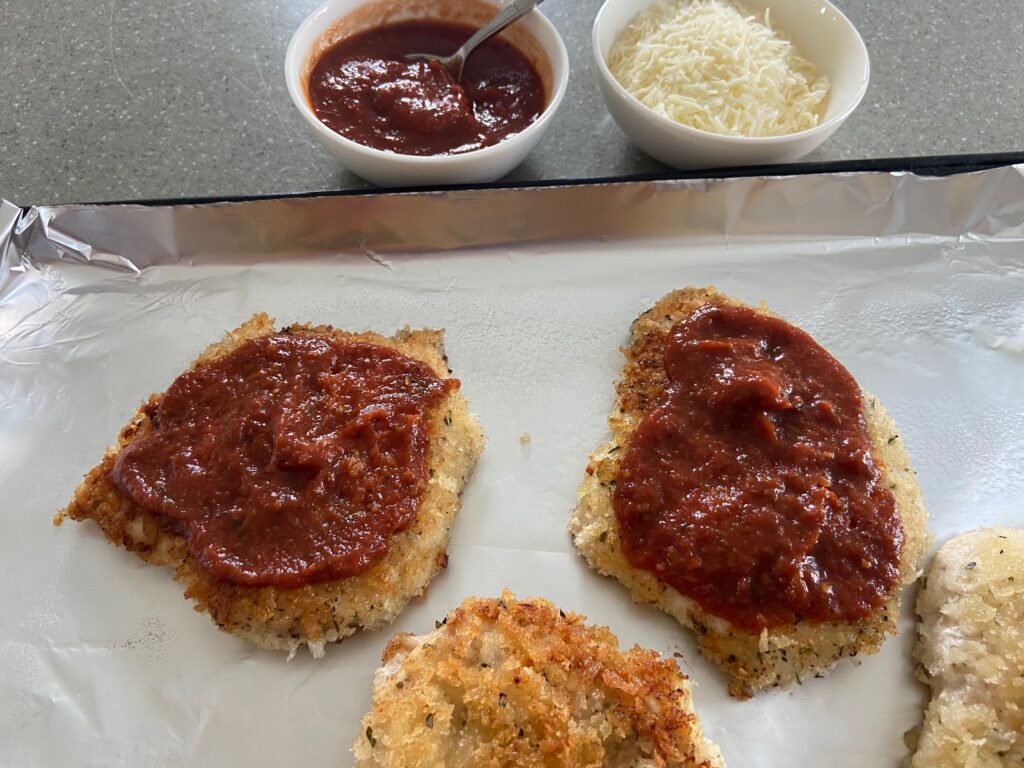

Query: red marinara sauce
left=613, top=304, right=903, bottom=632
left=112, top=332, right=456, bottom=589
left=307, top=20, right=545, bottom=156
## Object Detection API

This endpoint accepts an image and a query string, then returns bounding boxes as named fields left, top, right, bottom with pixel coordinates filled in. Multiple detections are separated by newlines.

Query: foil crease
left=2, top=166, right=1023, bottom=768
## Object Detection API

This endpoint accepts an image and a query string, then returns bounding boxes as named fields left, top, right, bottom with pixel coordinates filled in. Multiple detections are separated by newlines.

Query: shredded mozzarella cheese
left=608, top=0, right=830, bottom=137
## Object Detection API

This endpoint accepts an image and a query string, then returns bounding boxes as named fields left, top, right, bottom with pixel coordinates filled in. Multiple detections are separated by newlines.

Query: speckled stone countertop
left=1, top=0, right=1022, bottom=205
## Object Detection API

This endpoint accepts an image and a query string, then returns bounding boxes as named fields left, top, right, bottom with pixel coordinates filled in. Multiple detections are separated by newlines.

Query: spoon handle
left=453, top=0, right=545, bottom=73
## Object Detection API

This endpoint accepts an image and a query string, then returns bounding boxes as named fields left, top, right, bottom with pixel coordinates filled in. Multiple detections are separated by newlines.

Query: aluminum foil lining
left=2, top=166, right=1023, bottom=768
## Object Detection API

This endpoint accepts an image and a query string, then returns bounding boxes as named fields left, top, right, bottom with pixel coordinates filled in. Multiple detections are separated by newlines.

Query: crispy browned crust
left=353, top=590, right=725, bottom=768
left=57, top=313, right=485, bottom=656
left=570, top=286, right=930, bottom=697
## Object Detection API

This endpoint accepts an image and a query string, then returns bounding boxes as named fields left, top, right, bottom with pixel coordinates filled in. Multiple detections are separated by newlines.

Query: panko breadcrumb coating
left=907, top=527, right=1024, bottom=767
left=570, top=287, right=930, bottom=697
left=354, top=590, right=724, bottom=768
left=57, top=313, right=484, bottom=656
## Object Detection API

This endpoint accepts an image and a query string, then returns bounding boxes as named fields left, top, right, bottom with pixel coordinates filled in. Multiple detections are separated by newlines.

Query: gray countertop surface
left=2, top=0, right=1022, bottom=206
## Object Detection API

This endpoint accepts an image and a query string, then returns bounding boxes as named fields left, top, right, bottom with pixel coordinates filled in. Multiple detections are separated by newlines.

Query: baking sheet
left=2, top=165, right=1024, bottom=768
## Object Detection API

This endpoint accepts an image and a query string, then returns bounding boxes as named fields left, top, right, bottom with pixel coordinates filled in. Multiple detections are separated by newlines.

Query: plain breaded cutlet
left=570, top=286, right=930, bottom=697
left=907, top=527, right=1024, bottom=767
left=353, top=590, right=725, bottom=768
left=57, top=313, right=484, bottom=657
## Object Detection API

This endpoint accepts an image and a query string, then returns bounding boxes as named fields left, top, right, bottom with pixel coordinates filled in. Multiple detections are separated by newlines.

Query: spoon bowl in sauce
left=285, top=0, right=568, bottom=187
left=404, top=0, right=545, bottom=82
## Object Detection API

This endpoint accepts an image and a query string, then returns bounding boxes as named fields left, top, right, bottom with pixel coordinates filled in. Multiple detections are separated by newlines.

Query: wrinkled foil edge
left=0, top=200, right=23, bottom=294
left=5, top=166, right=1024, bottom=280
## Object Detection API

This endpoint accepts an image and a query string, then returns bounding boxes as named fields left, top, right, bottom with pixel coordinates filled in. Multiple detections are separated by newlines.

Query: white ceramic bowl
left=285, top=0, right=569, bottom=187
left=592, top=0, right=870, bottom=170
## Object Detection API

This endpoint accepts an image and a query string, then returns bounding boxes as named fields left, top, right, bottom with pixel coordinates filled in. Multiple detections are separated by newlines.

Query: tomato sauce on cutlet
left=613, top=303, right=903, bottom=631
left=112, top=332, right=456, bottom=588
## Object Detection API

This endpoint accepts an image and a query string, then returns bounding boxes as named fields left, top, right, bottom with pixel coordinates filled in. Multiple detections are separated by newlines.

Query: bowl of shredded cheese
left=593, top=0, right=869, bottom=169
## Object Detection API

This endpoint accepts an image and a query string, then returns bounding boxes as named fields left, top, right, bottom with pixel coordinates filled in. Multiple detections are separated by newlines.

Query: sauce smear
left=307, top=20, right=545, bottom=156
left=613, top=304, right=903, bottom=632
left=112, top=333, right=456, bottom=589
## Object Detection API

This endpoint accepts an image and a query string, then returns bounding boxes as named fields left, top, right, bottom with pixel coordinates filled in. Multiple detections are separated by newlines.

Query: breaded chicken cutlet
left=353, top=591, right=725, bottom=768
left=57, top=313, right=484, bottom=656
left=907, top=527, right=1024, bottom=767
left=570, top=287, right=929, bottom=697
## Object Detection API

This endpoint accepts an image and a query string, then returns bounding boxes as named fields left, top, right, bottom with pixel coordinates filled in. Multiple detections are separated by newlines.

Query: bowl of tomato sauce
left=285, top=0, right=569, bottom=187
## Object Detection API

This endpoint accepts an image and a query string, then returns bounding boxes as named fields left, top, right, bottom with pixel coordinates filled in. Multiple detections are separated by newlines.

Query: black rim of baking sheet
left=25, top=151, right=1024, bottom=210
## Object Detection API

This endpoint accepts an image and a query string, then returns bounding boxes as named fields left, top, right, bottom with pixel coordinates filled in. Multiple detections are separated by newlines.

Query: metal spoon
left=405, top=0, right=545, bottom=82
